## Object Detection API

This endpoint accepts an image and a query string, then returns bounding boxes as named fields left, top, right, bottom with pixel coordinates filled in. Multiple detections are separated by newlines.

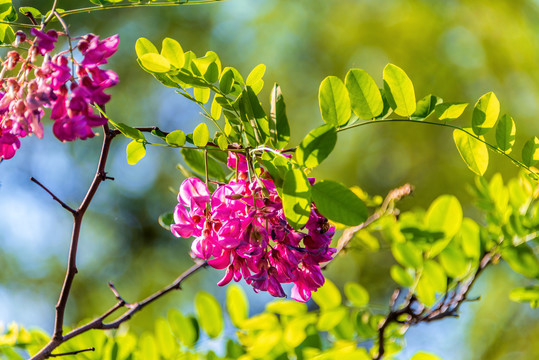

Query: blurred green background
left=2, top=0, right=539, bottom=358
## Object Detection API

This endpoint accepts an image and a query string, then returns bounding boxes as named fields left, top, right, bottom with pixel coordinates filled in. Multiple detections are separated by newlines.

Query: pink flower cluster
left=171, top=152, right=336, bottom=302
left=0, top=29, right=119, bottom=160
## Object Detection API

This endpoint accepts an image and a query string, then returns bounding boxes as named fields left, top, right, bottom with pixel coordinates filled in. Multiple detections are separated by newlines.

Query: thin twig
left=49, top=348, right=94, bottom=357
left=30, top=177, right=76, bottom=215
left=321, top=183, right=413, bottom=269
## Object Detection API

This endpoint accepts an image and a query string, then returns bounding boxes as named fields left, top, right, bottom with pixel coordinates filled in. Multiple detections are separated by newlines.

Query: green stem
left=60, top=0, right=229, bottom=18
left=338, top=118, right=537, bottom=177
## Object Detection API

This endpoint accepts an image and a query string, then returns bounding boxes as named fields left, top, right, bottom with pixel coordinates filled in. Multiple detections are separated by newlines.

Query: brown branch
left=30, top=177, right=76, bottom=215
left=30, top=124, right=116, bottom=360
left=374, top=251, right=496, bottom=360
left=49, top=348, right=94, bottom=357
left=30, top=260, right=207, bottom=359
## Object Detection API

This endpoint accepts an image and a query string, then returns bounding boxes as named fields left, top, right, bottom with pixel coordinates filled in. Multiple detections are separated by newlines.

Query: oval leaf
left=165, top=130, right=186, bottom=147
left=282, top=168, right=311, bottom=230
left=161, top=37, right=184, bottom=69
left=193, top=123, right=209, bottom=147
left=345, top=69, right=383, bottom=119
left=319, top=76, right=351, bottom=126
left=126, top=140, right=146, bottom=165
left=139, top=53, right=171, bottom=73
left=227, top=284, right=249, bottom=327
left=383, top=64, right=416, bottom=117
left=522, top=136, right=539, bottom=167
left=435, top=102, right=468, bottom=121
left=270, top=84, right=290, bottom=149
left=472, top=92, right=500, bottom=135
left=195, top=292, right=223, bottom=338
left=246, top=64, right=266, bottom=86
left=391, top=242, right=423, bottom=269
left=496, top=114, right=516, bottom=154
left=296, top=124, right=337, bottom=168
left=312, top=278, right=341, bottom=309
left=311, top=180, right=368, bottom=226
left=425, top=195, right=462, bottom=239
left=390, top=265, right=414, bottom=287
left=411, top=94, right=443, bottom=120
left=453, top=129, right=489, bottom=176
left=135, top=37, right=158, bottom=58
left=344, top=282, right=369, bottom=307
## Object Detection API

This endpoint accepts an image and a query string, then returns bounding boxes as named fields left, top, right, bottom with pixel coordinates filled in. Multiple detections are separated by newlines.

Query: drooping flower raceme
left=0, top=29, right=119, bottom=160
left=171, top=152, right=336, bottom=302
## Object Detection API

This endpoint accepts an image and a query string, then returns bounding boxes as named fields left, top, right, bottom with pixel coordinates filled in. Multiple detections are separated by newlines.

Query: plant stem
left=338, top=118, right=537, bottom=177
left=60, top=0, right=229, bottom=18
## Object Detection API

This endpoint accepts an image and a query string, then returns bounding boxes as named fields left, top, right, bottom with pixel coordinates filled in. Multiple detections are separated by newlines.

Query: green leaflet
left=312, top=278, right=342, bottom=309
left=495, top=114, right=516, bottom=153
left=282, top=167, right=311, bottom=230
left=472, top=92, right=500, bottom=135
left=139, top=53, right=171, bottom=73
left=311, top=180, right=367, bottom=226
left=383, top=64, right=416, bottom=117
left=168, top=309, right=197, bottom=348
left=345, top=69, right=383, bottom=119
left=522, top=136, right=539, bottom=167
left=246, top=64, right=266, bottom=86
left=192, top=123, right=209, bottom=147
left=319, top=76, right=351, bottom=126
left=160, top=37, right=184, bottom=69
left=269, top=84, right=290, bottom=149
left=411, top=94, right=442, bottom=120
left=390, top=265, right=414, bottom=287
left=434, top=102, right=468, bottom=121
left=453, top=129, right=489, bottom=176
left=425, top=195, right=462, bottom=240
left=344, top=282, right=369, bottom=307
left=126, top=140, right=146, bottom=165
left=227, top=284, right=249, bottom=328
left=195, top=292, right=223, bottom=338
left=295, top=124, right=337, bottom=169
left=165, top=130, right=186, bottom=147
left=392, top=242, right=423, bottom=269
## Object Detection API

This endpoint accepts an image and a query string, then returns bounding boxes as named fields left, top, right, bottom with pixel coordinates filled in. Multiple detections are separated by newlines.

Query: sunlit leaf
left=139, top=53, right=171, bottom=73
left=161, top=37, right=184, bottom=69
left=344, top=282, right=369, bottom=307
left=390, top=265, right=414, bottom=287
left=495, top=114, right=516, bottom=154
left=345, top=69, right=383, bottom=119
left=246, top=64, right=266, bottom=86
left=312, top=278, right=342, bottom=309
left=296, top=124, right=337, bottom=168
left=168, top=309, right=197, bottom=348
left=319, top=76, right=351, bottom=126
left=383, top=64, right=416, bottom=117
left=195, top=291, right=223, bottom=338
left=522, top=136, right=539, bottom=167
left=311, top=180, right=368, bottom=226
left=435, top=102, right=468, bottom=121
left=193, top=123, right=209, bottom=147
left=165, top=130, right=186, bottom=147
left=425, top=195, right=462, bottom=239
left=453, top=129, right=489, bottom=176
left=391, top=242, right=422, bottom=269
left=266, top=300, right=307, bottom=315
left=282, top=167, right=311, bottom=230
left=472, top=92, right=500, bottom=135
left=126, top=140, right=146, bottom=165
left=411, top=94, right=442, bottom=120
left=227, top=284, right=249, bottom=328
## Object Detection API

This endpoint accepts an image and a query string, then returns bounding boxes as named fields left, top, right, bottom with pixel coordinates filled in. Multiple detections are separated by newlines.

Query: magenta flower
left=0, top=132, right=20, bottom=160
left=80, top=34, right=120, bottom=68
left=30, top=29, right=58, bottom=55
left=170, top=152, right=336, bottom=302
